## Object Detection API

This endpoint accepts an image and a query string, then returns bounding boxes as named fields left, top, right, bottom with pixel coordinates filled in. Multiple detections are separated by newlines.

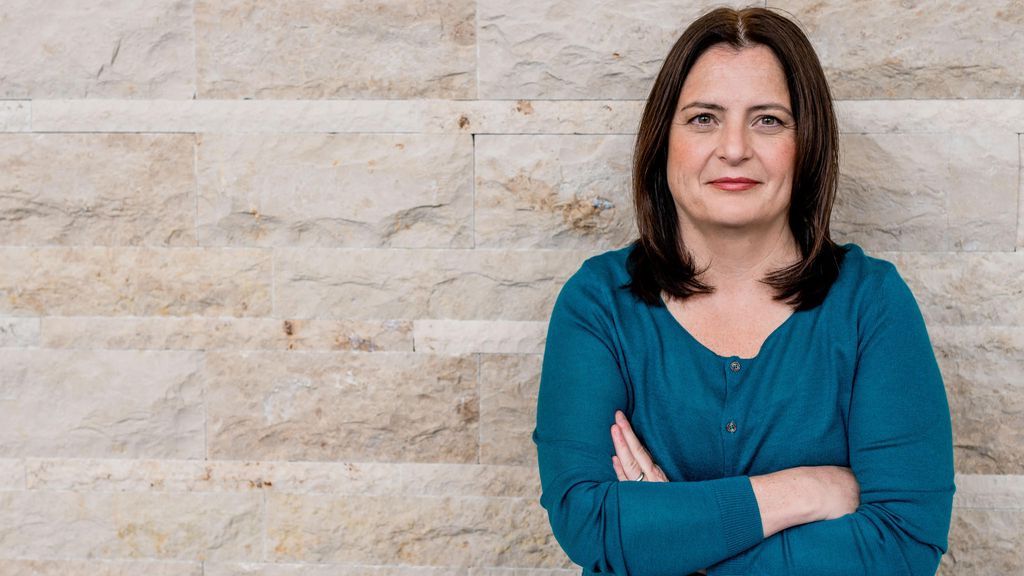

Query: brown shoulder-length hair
left=626, top=6, right=847, bottom=311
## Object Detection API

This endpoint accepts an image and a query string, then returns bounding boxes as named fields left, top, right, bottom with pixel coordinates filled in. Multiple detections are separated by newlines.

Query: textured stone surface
left=1019, top=137, right=1023, bottom=250
left=478, top=0, right=725, bottom=99
left=953, top=474, right=1024, bottom=510
left=0, top=459, right=23, bottom=490
left=27, top=459, right=538, bottom=498
left=42, top=317, right=412, bottom=351
left=266, top=493, right=567, bottom=566
left=207, top=565, right=467, bottom=576
left=835, top=101, right=1024, bottom=135
left=834, top=132, right=1017, bottom=251
left=0, top=134, right=196, bottom=246
left=195, top=0, right=475, bottom=99
left=480, top=354, right=542, bottom=466
left=197, top=134, right=472, bottom=248
left=206, top=351, right=478, bottom=462
left=0, top=0, right=194, bottom=99
left=27, top=99, right=1024, bottom=136
left=932, top=327, right=1024, bottom=474
left=0, top=317, right=39, bottom=347
left=881, top=251, right=1024, bottom=326
left=939, top=508, right=1024, bottom=575
left=0, top=491, right=260, bottom=559
left=274, top=248, right=595, bottom=321
left=0, top=349, right=203, bottom=458
left=0, top=247, right=271, bottom=316
left=475, top=135, right=636, bottom=249
left=413, top=320, right=547, bottom=354
left=0, top=559, right=202, bottom=576
left=769, top=0, right=1024, bottom=99
left=0, top=101, right=30, bottom=131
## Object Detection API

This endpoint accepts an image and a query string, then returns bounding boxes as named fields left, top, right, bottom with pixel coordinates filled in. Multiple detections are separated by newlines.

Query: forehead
left=680, top=44, right=790, bottom=104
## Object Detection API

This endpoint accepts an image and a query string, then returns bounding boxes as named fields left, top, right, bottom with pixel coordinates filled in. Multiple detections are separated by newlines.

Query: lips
left=709, top=177, right=759, bottom=191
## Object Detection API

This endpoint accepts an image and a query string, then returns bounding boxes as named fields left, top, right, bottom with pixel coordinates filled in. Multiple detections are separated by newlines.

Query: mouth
left=708, top=177, right=760, bottom=191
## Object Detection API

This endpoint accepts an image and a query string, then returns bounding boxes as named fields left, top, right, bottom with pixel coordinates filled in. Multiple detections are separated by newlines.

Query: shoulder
left=560, top=243, right=635, bottom=299
left=832, top=242, right=911, bottom=300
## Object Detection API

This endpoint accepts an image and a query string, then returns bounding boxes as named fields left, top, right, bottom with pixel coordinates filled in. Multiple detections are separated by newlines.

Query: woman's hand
left=610, top=410, right=668, bottom=482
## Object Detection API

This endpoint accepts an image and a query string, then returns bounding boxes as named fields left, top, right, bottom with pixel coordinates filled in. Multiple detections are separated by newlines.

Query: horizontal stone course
left=0, top=559, right=202, bottom=576
left=413, top=320, right=547, bottom=354
left=0, top=101, right=30, bottom=131
left=0, top=349, right=204, bottom=459
left=205, top=351, right=479, bottom=463
left=197, top=133, right=473, bottom=248
left=0, top=0, right=194, bottom=99
left=195, top=0, right=475, bottom=99
left=26, top=459, right=539, bottom=498
left=0, top=133, right=196, bottom=246
left=274, top=248, right=595, bottom=321
left=266, top=493, right=567, bottom=566
left=0, top=459, right=23, bottom=490
left=0, top=490, right=261, bottom=559
left=0, top=247, right=272, bottom=317
left=41, top=317, right=413, bottom=351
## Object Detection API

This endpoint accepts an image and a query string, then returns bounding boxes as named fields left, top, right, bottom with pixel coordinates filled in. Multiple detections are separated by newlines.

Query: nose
left=716, top=122, right=751, bottom=164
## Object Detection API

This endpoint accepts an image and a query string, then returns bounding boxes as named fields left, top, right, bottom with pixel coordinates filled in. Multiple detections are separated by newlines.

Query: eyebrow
left=680, top=101, right=794, bottom=116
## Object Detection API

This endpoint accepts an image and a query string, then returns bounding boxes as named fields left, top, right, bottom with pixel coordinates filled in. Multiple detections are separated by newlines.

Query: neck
left=682, top=220, right=800, bottom=292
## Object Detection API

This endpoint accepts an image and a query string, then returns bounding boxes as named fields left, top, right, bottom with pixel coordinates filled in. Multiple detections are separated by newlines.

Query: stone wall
left=0, top=0, right=1021, bottom=574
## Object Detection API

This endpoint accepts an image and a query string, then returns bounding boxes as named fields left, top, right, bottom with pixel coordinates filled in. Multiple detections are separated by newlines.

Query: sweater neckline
left=653, top=293, right=801, bottom=362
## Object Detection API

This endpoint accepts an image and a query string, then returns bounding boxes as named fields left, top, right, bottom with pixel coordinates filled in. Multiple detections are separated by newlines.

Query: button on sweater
left=533, top=242, right=955, bottom=576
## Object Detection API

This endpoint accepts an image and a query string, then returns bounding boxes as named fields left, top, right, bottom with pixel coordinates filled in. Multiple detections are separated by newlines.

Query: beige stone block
left=27, top=459, right=538, bottom=498
left=953, top=474, right=1024, bottom=510
left=836, top=100, right=1024, bottom=135
left=480, top=354, right=541, bottom=466
left=478, top=0, right=728, bottom=99
left=835, top=132, right=1018, bottom=251
left=0, top=559, right=202, bottom=576
left=468, top=565, right=581, bottom=569
left=274, top=248, right=595, bottom=321
left=938, top=508, right=1024, bottom=575
left=195, top=0, right=475, bottom=99
left=30, top=99, right=648, bottom=135
left=207, top=564, right=467, bottom=576
left=881, top=251, right=1024, bottom=326
left=0, top=317, right=39, bottom=347
left=206, top=351, right=478, bottom=462
left=0, top=0, right=194, bottom=99
left=0, top=349, right=204, bottom=458
left=0, top=491, right=260, bottom=559
left=0, top=459, right=23, bottom=490
left=41, top=317, right=413, bottom=352
left=0, top=247, right=271, bottom=316
left=769, top=0, right=1024, bottom=99
left=0, top=134, right=196, bottom=246
left=197, top=134, right=472, bottom=248
left=414, top=320, right=547, bottom=354
left=932, top=327, right=1024, bottom=474
left=266, top=493, right=567, bottom=567
left=0, top=101, right=30, bottom=131
left=475, top=135, right=637, bottom=249
left=1018, top=137, right=1023, bottom=250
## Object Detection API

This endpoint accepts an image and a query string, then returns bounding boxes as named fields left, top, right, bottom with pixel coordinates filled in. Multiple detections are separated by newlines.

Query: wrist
left=749, top=467, right=819, bottom=538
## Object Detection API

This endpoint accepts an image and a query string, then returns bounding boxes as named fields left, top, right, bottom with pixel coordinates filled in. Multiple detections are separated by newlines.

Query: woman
left=533, top=7, right=954, bottom=576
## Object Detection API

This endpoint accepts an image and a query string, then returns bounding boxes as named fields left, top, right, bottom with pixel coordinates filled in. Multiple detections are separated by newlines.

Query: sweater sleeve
left=534, top=265, right=765, bottom=576
left=709, top=264, right=955, bottom=576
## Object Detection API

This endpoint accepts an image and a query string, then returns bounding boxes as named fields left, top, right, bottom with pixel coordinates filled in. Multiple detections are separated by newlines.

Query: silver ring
left=633, top=471, right=645, bottom=482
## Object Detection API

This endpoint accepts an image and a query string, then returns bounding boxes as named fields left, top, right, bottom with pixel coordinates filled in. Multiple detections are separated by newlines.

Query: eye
left=687, top=113, right=716, bottom=127
left=757, top=115, right=781, bottom=126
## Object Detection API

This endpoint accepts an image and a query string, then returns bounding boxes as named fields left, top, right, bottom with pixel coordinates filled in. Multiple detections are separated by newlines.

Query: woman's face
left=666, top=43, right=797, bottom=237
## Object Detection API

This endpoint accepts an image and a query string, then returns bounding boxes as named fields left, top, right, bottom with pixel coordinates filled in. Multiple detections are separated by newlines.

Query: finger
left=615, top=410, right=657, bottom=471
left=611, top=424, right=644, bottom=479
left=612, top=455, right=626, bottom=481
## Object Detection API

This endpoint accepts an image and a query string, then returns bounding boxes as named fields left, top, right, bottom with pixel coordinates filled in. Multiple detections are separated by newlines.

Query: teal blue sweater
left=533, top=243, right=955, bottom=576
